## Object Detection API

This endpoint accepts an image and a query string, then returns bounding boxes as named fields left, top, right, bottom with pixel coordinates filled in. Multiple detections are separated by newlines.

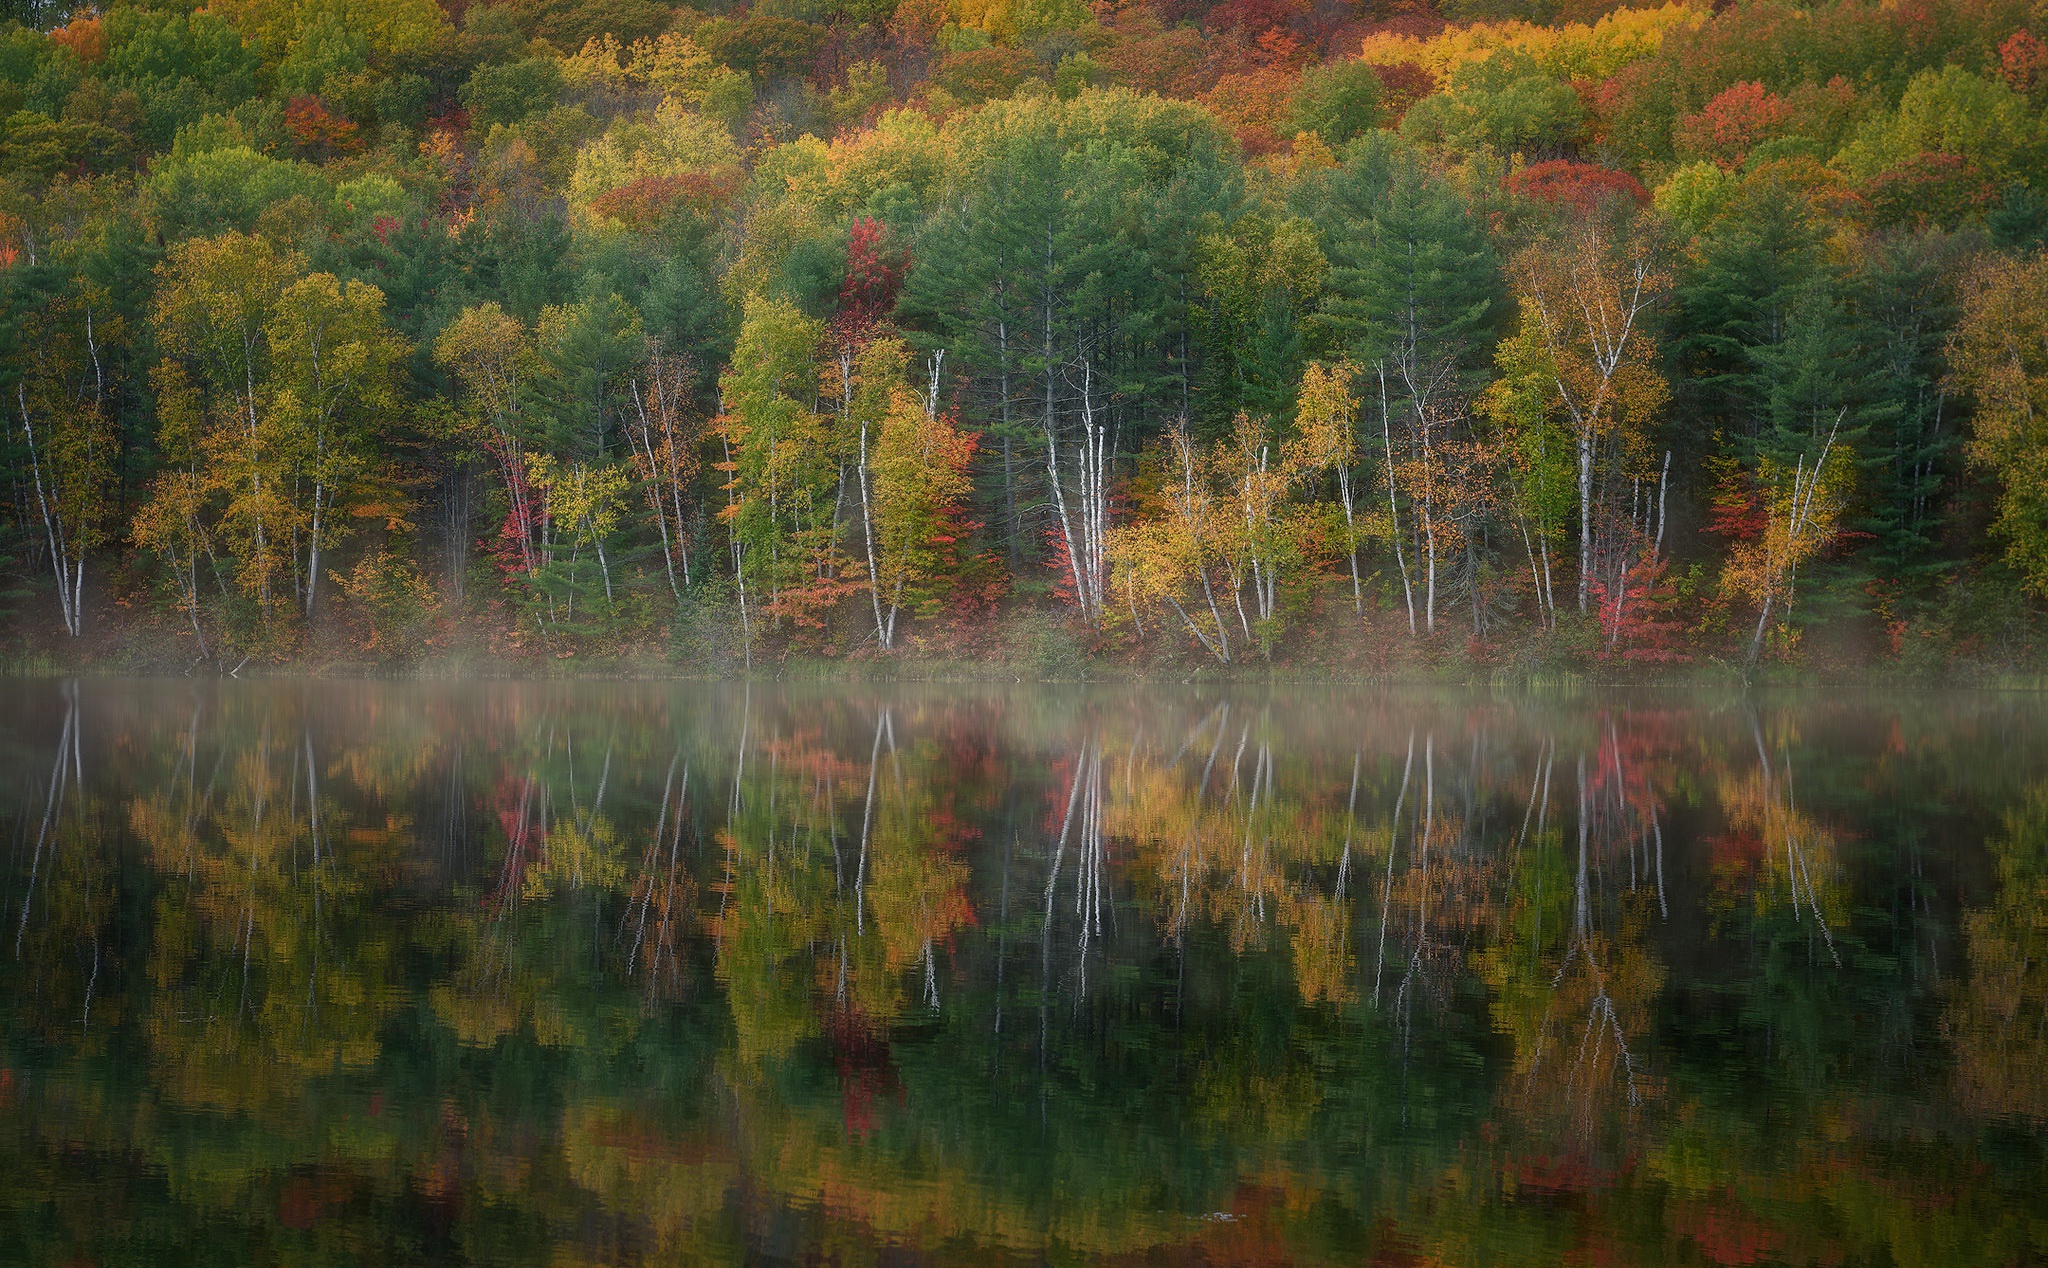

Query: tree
left=265, top=272, right=404, bottom=619
left=435, top=303, right=545, bottom=587
left=1950, top=252, right=2048, bottom=595
left=869, top=359, right=976, bottom=649
left=8, top=292, right=115, bottom=637
left=1108, top=421, right=1234, bottom=662
left=1317, top=136, right=1500, bottom=634
left=151, top=234, right=301, bottom=628
left=1288, top=59, right=1383, bottom=148
left=1717, top=416, right=1851, bottom=668
left=1287, top=362, right=1363, bottom=615
left=131, top=364, right=217, bottom=657
left=1494, top=214, right=1668, bottom=616
left=718, top=295, right=842, bottom=646
left=625, top=344, right=704, bottom=605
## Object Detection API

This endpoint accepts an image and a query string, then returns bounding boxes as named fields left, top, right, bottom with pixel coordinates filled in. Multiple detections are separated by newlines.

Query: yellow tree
left=847, top=335, right=910, bottom=650
left=266, top=272, right=404, bottom=619
left=718, top=295, right=843, bottom=643
left=1497, top=217, right=1669, bottom=613
left=870, top=367, right=975, bottom=650
left=1719, top=425, right=1851, bottom=668
left=1286, top=361, right=1364, bottom=616
left=133, top=364, right=217, bottom=657
left=625, top=344, right=703, bottom=605
left=1108, top=422, right=1234, bottom=663
left=523, top=452, right=634, bottom=612
left=1950, top=253, right=2048, bottom=595
left=10, top=293, right=115, bottom=638
left=434, top=303, right=544, bottom=583
left=152, top=233, right=302, bottom=621
left=1215, top=411, right=1311, bottom=653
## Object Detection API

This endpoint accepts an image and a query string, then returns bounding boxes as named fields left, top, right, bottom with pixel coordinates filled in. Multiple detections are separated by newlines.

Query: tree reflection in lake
left=1, top=680, right=2044, bottom=1265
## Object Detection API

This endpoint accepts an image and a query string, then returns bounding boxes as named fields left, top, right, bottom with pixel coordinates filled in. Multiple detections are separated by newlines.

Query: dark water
left=1, top=679, right=2045, bottom=1266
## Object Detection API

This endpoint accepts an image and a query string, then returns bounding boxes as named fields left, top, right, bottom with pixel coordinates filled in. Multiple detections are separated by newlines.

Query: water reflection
left=1, top=680, right=2044, bottom=1264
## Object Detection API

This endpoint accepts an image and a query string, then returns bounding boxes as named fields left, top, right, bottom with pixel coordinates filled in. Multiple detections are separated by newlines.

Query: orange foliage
left=585, top=171, right=741, bottom=231
left=1858, top=152, right=1997, bottom=229
left=1675, top=81, right=1793, bottom=169
left=283, top=96, right=361, bottom=157
left=1999, top=28, right=2046, bottom=95
left=49, top=15, right=107, bottom=63
left=1201, top=65, right=1299, bottom=135
left=1503, top=160, right=1649, bottom=209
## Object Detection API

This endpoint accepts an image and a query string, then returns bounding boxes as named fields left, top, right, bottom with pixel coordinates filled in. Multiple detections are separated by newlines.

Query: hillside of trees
left=4, top=0, right=2048, bottom=676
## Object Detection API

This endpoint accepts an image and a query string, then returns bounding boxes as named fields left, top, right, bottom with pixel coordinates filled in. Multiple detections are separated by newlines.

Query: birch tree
left=10, top=298, right=114, bottom=637
left=1498, top=216, right=1669, bottom=614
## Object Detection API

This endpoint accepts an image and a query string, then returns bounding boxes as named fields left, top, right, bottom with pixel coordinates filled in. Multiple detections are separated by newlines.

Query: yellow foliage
left=203, top=0, right=449, bottom=60
left=1358, top=3, right=1703, bottom=89
left=567, top=101, right=743, bottom=227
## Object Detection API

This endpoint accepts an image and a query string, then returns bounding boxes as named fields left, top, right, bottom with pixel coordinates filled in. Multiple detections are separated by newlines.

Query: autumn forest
left=4, top=0, right=2048, bottom=675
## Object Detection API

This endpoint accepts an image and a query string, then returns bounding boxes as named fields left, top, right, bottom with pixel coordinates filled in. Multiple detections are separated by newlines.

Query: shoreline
left=6, top=649, right=2044, bottom=694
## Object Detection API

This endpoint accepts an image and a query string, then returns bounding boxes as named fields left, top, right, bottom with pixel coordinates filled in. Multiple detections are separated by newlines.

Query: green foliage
left=101, top=6, right=261, bottom=149
left=1288, top=58, right=1382, bottom=147
left=1836, top=66, right=2044, bottom=186
left=1315, top=134, right=1500, bottom=371
left=461, top=55, right=564, bottom=129
left=145, top=144, right=328, bottom=238
left=1399, top=52, right=1583, bottom=157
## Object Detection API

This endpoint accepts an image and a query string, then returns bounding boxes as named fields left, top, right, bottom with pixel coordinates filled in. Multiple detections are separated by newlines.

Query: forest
left=3, top=0, right=2048, bottom=675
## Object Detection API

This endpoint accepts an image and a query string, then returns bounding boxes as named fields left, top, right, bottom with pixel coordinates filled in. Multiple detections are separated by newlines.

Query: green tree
left=1315, top=135, right=1500, bottom=634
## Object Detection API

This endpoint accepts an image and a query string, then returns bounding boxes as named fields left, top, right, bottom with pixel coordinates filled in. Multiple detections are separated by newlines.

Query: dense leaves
left=1, top=0, right=2047, bottom=673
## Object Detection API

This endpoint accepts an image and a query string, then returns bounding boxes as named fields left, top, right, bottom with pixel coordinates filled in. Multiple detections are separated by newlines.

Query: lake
left=1, top=679, right=2044, bottom=1265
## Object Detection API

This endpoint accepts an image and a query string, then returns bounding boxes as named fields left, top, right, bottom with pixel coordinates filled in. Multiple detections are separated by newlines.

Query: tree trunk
left=1379, top=365, right=1416, bottom=636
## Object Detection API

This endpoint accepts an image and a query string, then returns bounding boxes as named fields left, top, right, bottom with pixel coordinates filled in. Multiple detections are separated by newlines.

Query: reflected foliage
left=1, top=681, right=2046, bottom=1264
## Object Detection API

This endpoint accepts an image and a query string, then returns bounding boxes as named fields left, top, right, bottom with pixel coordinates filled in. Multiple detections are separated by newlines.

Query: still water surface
left=1, top=679, right=2045, bottom=1265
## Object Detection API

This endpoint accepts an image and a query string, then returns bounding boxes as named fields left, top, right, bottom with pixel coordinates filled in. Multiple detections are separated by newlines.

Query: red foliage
left=2000, top=28, right=2046, bottom=94
left=284, top=96, right=361, bottom=158
left=478, top=434, right=543, bottom=582
left=1370, top=61, right=1435, bottom=123
left=1204, top=0, right=1306, bottom=39
left=277, top=1173, right=353, bottom=1231
left=483, top=775, right=540, bottom=912
left=1512, top=1153, right=1619, bottom=1195
left=889, top=0, right=948, bottom=49
left=1858, top=152, right=1997, bottom=229
left=1706, top=461, right=1766, bottom=544
left=1675, top=80, right=1793, bottom=168
left=1709, top=830, right=1765, bottom=872
left=1097, top=23, right=1217, bottom=97
left=836, top=216, right=908, bottom=336
left=1590, top=553, right=1689, bottom=664
left=1502, top=160, right=1649, bottom=210
left=586, top=171, right=741, bottom=232
left=1669, top=1195, right=1785, bottom=1266
left=826, top=1008, right=900, bottom=1139
left=370, top=214, right=399, bottom=244
left=1233, top=123, right=1285, bottom=154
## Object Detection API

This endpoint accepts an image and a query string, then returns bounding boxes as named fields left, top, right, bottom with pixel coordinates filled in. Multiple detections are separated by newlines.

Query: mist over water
left=2, top=679, right=2044, bottom=1265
